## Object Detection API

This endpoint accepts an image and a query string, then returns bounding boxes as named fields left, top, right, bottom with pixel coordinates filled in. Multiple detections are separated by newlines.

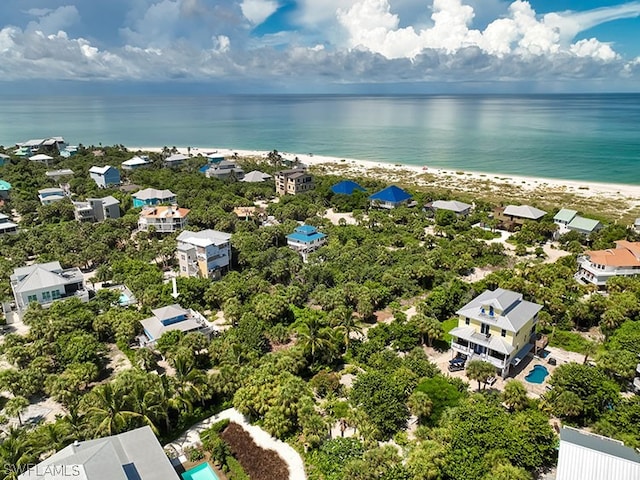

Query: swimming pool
left=118, top=293, right=129, bottom=305
left=182, top=462, right=219, bottom=480
left=525, top=365, right=549, bottom=384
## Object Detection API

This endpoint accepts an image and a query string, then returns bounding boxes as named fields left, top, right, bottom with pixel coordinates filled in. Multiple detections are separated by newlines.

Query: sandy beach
left=128, top=146, right=640, bottom=222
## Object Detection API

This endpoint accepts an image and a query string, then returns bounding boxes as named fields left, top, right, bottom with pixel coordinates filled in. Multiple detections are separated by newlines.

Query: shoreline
left=127, top=145, right=640, bottom=214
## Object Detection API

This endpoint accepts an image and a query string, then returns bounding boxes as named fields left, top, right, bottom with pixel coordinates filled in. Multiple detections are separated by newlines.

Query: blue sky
left=0, top=0, right=639, bottom=93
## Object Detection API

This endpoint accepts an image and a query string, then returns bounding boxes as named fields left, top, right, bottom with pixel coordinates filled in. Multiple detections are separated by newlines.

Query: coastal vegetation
left=0, top=144, right=639, bottom=478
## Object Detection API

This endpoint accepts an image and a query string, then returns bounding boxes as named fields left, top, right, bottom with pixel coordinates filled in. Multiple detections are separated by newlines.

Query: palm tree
left=465, top=360, right=496, bottom=391
left=4, top=396, right=29, bottom=426
left=407, top=391, right=433, bottom=423
left=411, top=313, right=443, bottom=347
left=297, top=316, right=336, bottom=366
left=84, top=383, right=143, bottom=436
left=124, top=382, right=160, bottom=434
left=330, top=307, right=362, bottom=349
left=0, top=428, right=35, bottom=480
left=502, top=380, right=529, bottom=411
left=34, top=422, right=72, bottom=456
left=173, top=354, right=209, bottom=406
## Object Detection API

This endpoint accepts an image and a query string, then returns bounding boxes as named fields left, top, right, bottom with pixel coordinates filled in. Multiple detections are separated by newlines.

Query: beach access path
left=166, top=407, right=307, bottom=480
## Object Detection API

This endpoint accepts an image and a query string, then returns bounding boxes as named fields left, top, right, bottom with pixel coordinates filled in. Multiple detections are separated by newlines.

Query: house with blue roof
left=287, top=225, right=327, bottom=261
left=369, top=185, right=412, bottom=209
left=331, top=180, right=366, bottom=195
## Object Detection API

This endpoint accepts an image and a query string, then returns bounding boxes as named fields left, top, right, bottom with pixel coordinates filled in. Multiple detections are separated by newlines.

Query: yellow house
left=449, top=288, right=542, bottom=377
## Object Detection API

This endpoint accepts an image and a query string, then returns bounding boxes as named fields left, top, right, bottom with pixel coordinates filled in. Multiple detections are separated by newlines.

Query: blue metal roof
left=369, top=185, right=411, bottom=203
left=331, top=180, right=366, bottom=195
left=287, top=232, right=326, bottom=243
left=295, top=225, right=318, bottom=234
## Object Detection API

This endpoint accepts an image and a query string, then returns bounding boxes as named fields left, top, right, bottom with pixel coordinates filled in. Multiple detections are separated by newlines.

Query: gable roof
left=13, top=266, right=70, bottom=293
left=503, top=205, right=547, bottom=220
left=369, top=185, right=412, bottom=203
left=554, top=208, right=578, bottom=223
left=556, top=427, right=640, bottom=480
left=331, top=180, right=366, bottom=195
left=456, top=288, right=542, bottom=332
left=165, top=153, right=189, bottom=162
left=431, top=200, right=472, bottom=213
left=29, top=153, right=53, bottom=161
left=89, top=165, right=116, bottom=175
left=567, top=216, right=602, bottom=233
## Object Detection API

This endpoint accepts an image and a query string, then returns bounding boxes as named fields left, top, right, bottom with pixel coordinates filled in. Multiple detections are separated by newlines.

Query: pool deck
left=428, top=345, right=584, bottom=397
left=166, top=408, right=307, bottom=480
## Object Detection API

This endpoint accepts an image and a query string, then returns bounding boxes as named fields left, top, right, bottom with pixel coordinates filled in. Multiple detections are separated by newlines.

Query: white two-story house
left=576, top=240, right=640, bottom=287
left=138, top=205, right=189, bottom=233
left=177, top=229, right=232, bottom=280
left=449, top=288, right=542, bottom=377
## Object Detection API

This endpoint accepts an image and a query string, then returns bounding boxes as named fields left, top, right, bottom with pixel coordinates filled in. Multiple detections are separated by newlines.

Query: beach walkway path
left=166, top=407, right=307, bottom=480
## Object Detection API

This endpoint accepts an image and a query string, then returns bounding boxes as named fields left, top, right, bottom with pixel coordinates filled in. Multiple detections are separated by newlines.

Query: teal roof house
left=287, top=225, right=327, bottom=261
left=0, top=180, right=11, bottom=199
left=369, top=185, right=412, bottom=209
left=132, top=188, right=176, bottom=207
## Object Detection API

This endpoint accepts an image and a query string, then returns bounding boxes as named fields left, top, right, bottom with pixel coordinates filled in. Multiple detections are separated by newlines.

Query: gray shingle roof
left=133, top=188, right=176, bottom=201
left=19, top=426, right=177, bottom=480
left=431, top=200, right=472, bottom=213
left=177, top=229, right=232, bottom=247
left=456, top=288, right=542, bottom=333
left=503, top=205, right=547, bottom=220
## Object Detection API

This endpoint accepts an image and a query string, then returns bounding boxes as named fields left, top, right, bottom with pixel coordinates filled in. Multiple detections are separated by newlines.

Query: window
left=489, top=306, right=494, bottom=316
left=52, top=290, right=61, bottom=299
left=42, top=291, right=51, bottom=301
left=27, top=294, right=37, bottom=303
left=465, top=317, right=470, bottom=325
left=501, top=329, right=507, bottom=337
left=481, top=323, right=490, bottom=335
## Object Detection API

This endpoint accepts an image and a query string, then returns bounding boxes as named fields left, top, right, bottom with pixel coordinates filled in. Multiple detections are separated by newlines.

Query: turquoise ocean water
left=0, top=94, right=639, bottom=184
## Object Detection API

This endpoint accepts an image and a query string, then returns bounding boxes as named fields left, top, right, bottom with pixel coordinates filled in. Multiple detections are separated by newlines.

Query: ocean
left=1, top=94, right=639, bottom=184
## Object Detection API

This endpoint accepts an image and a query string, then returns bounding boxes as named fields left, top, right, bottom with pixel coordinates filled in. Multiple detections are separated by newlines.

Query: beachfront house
left=73, top=196, right=121, bottom=222
left=204, top=160, right=245, bottom=181
left=132, top=188, right=176, bottom=207
left=449, top=288, right=542, bottom=378
left=18, top=137, right=67, bottom=156
left=331, top=180, right=366, bottom=195
left=38, top=187, right=67, bottom=205
left=138, top=205, right=189, bottom=233
left=121, top=155, right=151, bottom=170
left=287, top=225, right=327, bottom=261
left=0, top=180, right=11, bottom=199
left=575, top=240, right=640, bottom=287
left=10, top=261, right=89, bottom=313
left=177, top=229, right=232, bottom=280
left=164, top=153, right=189, bottom=167
left=369, top=185, right=412, bottom=209
left=0, top=153, right=9, bottom=166
left=139, top=304, right=215, bottom=347
left=426, top=199, right=472, bottom=216
left=555, top=426, right=640, bottom=480
left=495, top=204, right=547, bottom=230
left=0, top=213, right=18, bottom=235
left=18, top=426, right=178, bottom=480
left=554, top=208, right=603, bottom=236
left=89, top=165, right=120, bottom=188
left=241, top=170, right=272, bottom=183
left=275, top=168, right=314, bottom=195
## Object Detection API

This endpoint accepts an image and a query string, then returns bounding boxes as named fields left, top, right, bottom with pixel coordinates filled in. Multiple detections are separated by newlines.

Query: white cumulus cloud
left=240, top=0, right=279, bottom=25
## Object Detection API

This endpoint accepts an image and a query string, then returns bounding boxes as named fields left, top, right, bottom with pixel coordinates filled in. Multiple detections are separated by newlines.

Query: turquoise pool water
left=525, top=365, right=549, bottom=384
left=118, top=293, right=129, bottom=305
left=182, top=463, right=219, bottom=480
